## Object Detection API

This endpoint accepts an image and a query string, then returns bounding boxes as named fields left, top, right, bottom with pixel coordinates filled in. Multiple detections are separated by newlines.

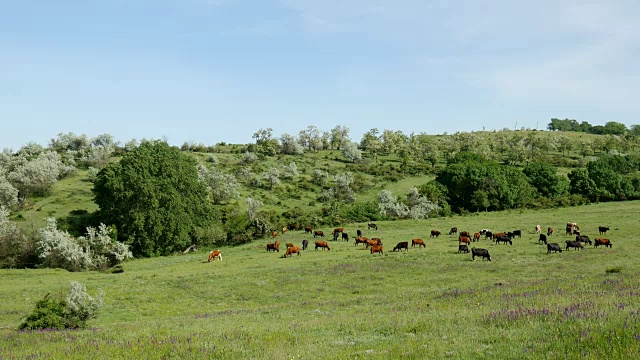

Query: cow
left=449, top=227, right=458, bottom=235
left=367, top=238, right=383, bottom=248
left=495, top=236, right=512, bottom=245
left=368, top=223, right=378, bottom=230
left=538, top=234, right=548, bottom=245
left=535, top=225, right=541, bottom=234
left=565, top=240, right=584, bottom=251
left=266, top=241, right=280, bottom=252
left=460, top=231, right=471, bottom=238
left=302, top=239, right=309, bottom=250
left=370, top=244, right=383, bottom=255
left=354, top=237, right=369, bottom=246
left=333, top=227, right=344, bottom=234
left=547, top=227, right=553, bottom=236
left=286, top=242, right=294, bottom=248
left=282, top=227, right=287, bottom=234
left=430, top=230, right=441, bottom=238
left=473, top=232, right=481, bottom=242
left=471, top=248, right=491, bottom=261
left=342, top=233, right=349, bottom=242
left=566, top=222, right=579, bottom=235
left=313, top=231, right=325, bottom=238
left=576, top=235, right=592, bottom=246
left=480, top=229, right=490, bottom=235
left=284, top=246, right=301, bottom=257
left=599, top=226, right=610, bottom=235
left=485, top=231, right=493, bottom=240
left=492, top=232, right=506, bottom=241
left=412, top=238, right=426, bottom=248
left=574, top=230, right=581, bottom=237
left=393, top=242, right=409, bottom=252
left=458, top=236, right=471, bottom=245
left=507, top=232, right=515, bottom=239
left=357, top=229, right=363, bottom=237
left=333, top=231, right=340, bottom=241
left=594, top=238, right=612, bottom=248
left=272, top=231, right=278, bottom=238
left=208, top=250, right=222, bottom=262
left=458, top=244, right=470, bottom=253
left=547, top=243, right=562, bottom=253
left=512, top=230, right=522, bottom=238
left=305, top=226, right=313, bottom=234
left=315, top=241, right=330, bottom=251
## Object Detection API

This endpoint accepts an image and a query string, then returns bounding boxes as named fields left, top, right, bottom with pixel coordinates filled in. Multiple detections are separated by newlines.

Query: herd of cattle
left=208, top=222, right=614, bottom=263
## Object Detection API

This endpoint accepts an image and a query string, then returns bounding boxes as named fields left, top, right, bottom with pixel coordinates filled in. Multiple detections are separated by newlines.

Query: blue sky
left=2, top=0, right=639, bottom=149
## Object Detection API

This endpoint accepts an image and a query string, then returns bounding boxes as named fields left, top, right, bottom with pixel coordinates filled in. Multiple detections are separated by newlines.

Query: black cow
left=342, top=232, right=349, bottom=242
left=302, top=239, right=309, bottom=250
left=393, top=242, right=409, bottom=252
left=449, top=227, right=458, bottom=235
left=507, top=232, right=515, bottom=239
left=333, top=231, right=340, bottom=241
left=496, top=236, right=512, bottom=245
left=566, top=240, right=584, bottom=251
left=574, top=230, right=581, bottom=237
left=357, top=229, right=362, bottom=237
left=485, top=231, right=493, bottom=240
left=368, top=223, right=378, bottom=230
left=458, top=244, right=469, bottom=254
left=599, top=226, right=610, bottom=235
left=471, top=248, right=491, bottom=261
left=512, top=230, right=522, bottom=238
left=576, top=235, right=592, bottom=245
left=547, top=243, right=562, bottom=253
left=538, top=234, right=548, bottom=245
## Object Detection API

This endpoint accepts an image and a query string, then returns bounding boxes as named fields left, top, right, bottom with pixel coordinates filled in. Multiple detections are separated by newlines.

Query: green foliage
left=18, top=293, right=67, bottom=331
left=523, top=162, right=569, bottom=198
left=569, top=155, right=640, bottom=202
left=548, top=118, right=630, bottom=135
left=93, top=141, right=214, bottom=257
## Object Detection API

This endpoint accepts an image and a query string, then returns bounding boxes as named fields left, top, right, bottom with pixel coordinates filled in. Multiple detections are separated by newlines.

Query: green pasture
left=2, top=201, right=640, bottom=359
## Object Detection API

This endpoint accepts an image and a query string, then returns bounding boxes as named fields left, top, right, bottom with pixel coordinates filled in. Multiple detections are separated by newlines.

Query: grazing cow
left=458, top=236, right=471, bottom=245
left=547, top=243, right=562, bottom=253
left=286, top=242, right=294, bottom=248
left=458, top=244, right=470, bottom=253
left=355, top=237, right=369, bottom=246
left=449, top=227, right=458, bottom=235
left=208, top=250, right=222, bottom=262
left=565, top=240, right=584, bottom=251
left=547, top=227, right=553, bottom=236
left=366, top=238, right=383, bottom=248
left=333, top=231, right=340, bottom=241
left=495, top=236, right=512, bottom=245
left=492, top=232, right=506, bottom=241
left=315, top=241, right=330, bottom=251
left=538, top=234, right=548, bottom=245
left=513, top=230, right=522, bottom=238
left=302, top=239, right=309, bottom=250
left=480, top=229, right=490, bottom=235
left=535, top=225, right=541, bottom=234
left=305, top=226, right=313, bottom=234
left=266, top=241, right=280, bottom=252
left=471, top=248, right=491, bottom=261
left=282, top=227, right=287, bottom=234
left=412, top=238, right=426, bottom=248
left=507, top=232, right=515, bottom=239
left=576, top=235, right=592, bottom=246
left=368, top=223, right=378, bottom=230
left=594, top=238, right=612, bottom=248
left=566, top=222, right=579, bottom=235
left=313, top=231, right=325, bottom=238
left=272, top=231, right=278, bottom=238
left=285, top=246, right=301, bottom=257
left=342, top=233, right=349, bottom=242
left=430, top=230, right=441, bottom=238
left=473, top=232, right=481, bottom=242
left=599, top=226, right=610, bottom=235
left=460, top=231, right=471, bottom=238
left=333, top=227, right=344, bottom=234
left=370, top=244, right=383, bottom=255
left=357, top=229, right=363, bottom=237
left=485, top=231, right=493, bottom=240
left=393, top=242, right=409, bottom=252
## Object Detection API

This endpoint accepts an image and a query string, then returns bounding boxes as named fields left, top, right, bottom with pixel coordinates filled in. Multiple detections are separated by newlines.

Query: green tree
left=93, top=141, right=214, bottom=257
left=523, top=162, right=569, bottom=198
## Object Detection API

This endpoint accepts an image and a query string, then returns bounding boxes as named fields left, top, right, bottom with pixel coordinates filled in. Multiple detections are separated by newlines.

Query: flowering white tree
left=0, top=176, right=18, bottom=209
left=312, top=169, right=330, bottom=186
left=263, top=167, right=281, bottom=188
left=8, top=151, right=74, bottom=197
left=342, top=141, right=362, bottom=163
left=198, top=165, right=240, bottom=204
left=281, top=162, right=299, bottom=180
left=378, top=188, right=439, bottom=219
left=280, top=134, right=304, bottom=155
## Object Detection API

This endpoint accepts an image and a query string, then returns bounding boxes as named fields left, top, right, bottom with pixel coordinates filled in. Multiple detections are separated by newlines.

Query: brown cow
left=412, top=238, right=426, bottom=248
left=208, top=249, right=222, bottom=262
left=313, top=230, right=325, bottom=238
left=594, top=238, right=612, bottom=248
left=315, top=241, right=330, bottom=251
left=460, top=231, right=471, bottom=238
left=458, top=236, right=471, bottom=245
left=430, top=230, right=441, bottom=238
left=285, top=246, right=301, bottom=257
left=305, top=226, right=313, bottom=234
left=370, top=244, right=383, bottom=255
left=267, top=241, right=280, bottom=252
left=333, top=227, right=344, bottom=234
left=272, top=231, right=278, bottom=238
left=366, top=238, right=382, bottom=249
left=282, top=227, right=287, bottom=234
left=286, top=243, right=294, bottom=248
left=355, top=236, right=369, bottom=246
left=547, top=227, right=553, bottom=236
left=473, top=232, right=481, bottom=242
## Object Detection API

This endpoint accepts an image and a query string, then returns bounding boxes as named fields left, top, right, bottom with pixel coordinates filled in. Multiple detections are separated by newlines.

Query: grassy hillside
left=2, top=201, right=640, bottom=358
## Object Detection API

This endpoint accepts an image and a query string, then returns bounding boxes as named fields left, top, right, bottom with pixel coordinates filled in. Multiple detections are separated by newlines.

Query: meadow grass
left=2, top=201, right=640, bottom=359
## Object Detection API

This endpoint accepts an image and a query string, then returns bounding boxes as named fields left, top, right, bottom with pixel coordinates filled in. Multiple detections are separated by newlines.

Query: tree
left=471, top=190, right=490, bottom=212
left=330, top=125, right=350, bottom=150
left=381, top=130, right=408, bottom=155
left=298, top=125, right=323, bottom=152
left=312, top=169, right=330, bottom=186
left=198, top=165, right=240, bottom=204
left=8, top=151, right=74, bottom=198
left=281, top=162, right=299, bottom=180
left=557, top=135, right=573, bottom=156
left=93, top=141, right=214, bottom=257
left=360, top=128, right=383, bottom=162
left=342, top=141, right=362, bottom=163
left=279, top=133, right=304, bottom=155
left=245, top=197, right=263, bottom=222
left=603, top=121, right=627, bottom=135
left=0, top=176, right=18, bottom=209
left=252, top=128, right=279, bottom=156
left=262, top=167, right=281, bottom=188
left=523, top=162, right=569, bottom=198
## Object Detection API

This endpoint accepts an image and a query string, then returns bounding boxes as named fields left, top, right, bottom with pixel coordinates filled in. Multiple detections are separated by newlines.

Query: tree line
left=547, top=118, right=640, bottom=136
